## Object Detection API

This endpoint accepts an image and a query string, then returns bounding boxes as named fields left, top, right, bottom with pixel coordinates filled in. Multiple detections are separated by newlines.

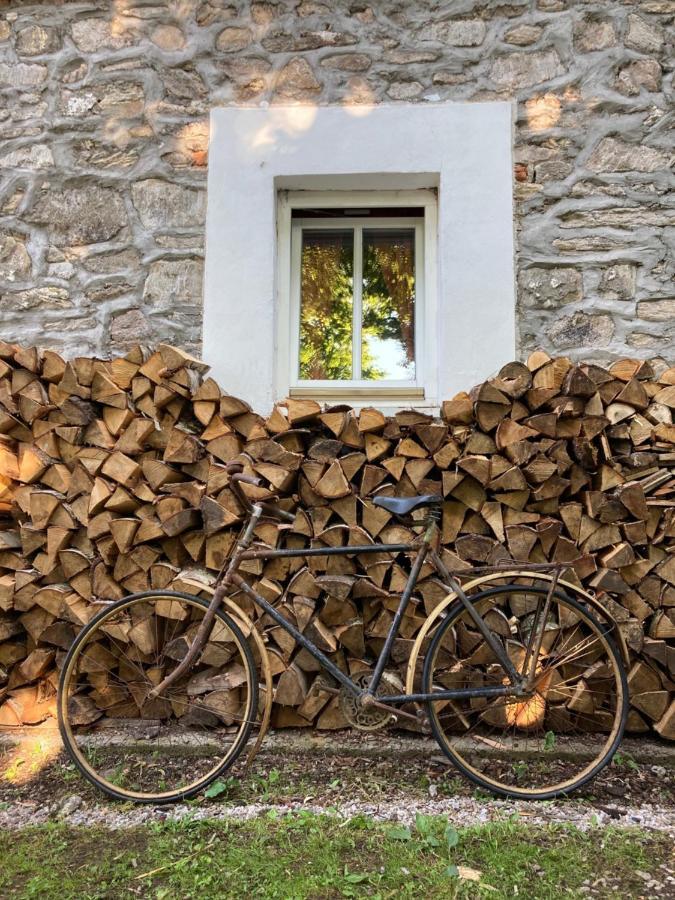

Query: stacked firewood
left=0, top=342, right=673, bottom=739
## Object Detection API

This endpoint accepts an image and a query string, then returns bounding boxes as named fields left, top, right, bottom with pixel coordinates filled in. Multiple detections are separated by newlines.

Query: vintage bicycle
left=58, top=461, right=629, bottom=804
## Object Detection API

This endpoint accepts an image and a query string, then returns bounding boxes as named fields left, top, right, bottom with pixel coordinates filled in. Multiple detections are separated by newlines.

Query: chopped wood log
left=0, top=345, right=672, bottom=734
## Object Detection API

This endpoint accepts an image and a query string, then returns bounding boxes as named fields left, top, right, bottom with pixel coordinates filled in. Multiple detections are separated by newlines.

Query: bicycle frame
left=149, top=497, right=532, bottom=709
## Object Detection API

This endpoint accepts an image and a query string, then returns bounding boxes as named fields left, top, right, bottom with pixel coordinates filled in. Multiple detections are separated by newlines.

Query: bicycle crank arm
left=361, top=694, right=419, bottom=723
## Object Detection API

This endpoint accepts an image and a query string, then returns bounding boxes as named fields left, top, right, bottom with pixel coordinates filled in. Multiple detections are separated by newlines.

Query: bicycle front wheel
left=424, top=585, right=628, bottom=800
left=58, top=590, right=258, bottom=804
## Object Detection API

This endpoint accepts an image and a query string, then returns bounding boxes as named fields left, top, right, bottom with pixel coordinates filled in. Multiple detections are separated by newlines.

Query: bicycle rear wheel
left=423, top=585, right=628, bottom=800
left=58, top=590, right=258, bottom=804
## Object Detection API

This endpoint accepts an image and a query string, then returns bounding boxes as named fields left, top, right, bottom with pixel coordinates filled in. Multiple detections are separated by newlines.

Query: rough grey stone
left=262, top=30, right=357, bottom=52
left=321, top=53, right=372, bottom=71
left=573, top=20, right=616, bottom=53
left=387, top=81, right=424, bottom=100
left=60, top=82, right=145, bottom=119
left=0, top=62, right=47, bottom=87
left=534, top=160, right=573, bottom=182
left=383, top=49, right=439, bottom=64
left=560, top=208, right=674, bottom=229
left=586, top=137, right=671, bottom=174
left=421, top=20, right=486, bottom=46
left=0, top=285, right=71, bottom=310
left=616, top=59, right=662, bottom=96
left=625, top=14, right=664, bottom=54
left=223, top=56, right=272, bottom=80
left=57, top=795, right=83, bottom=818
left=215, top=27, right=254, bottom=52
left=547, top=311, right=615, bottom=349
left=250, top=2, right=278, bottom=25
left=163, top=67, right=208, bottom=99
left=0, top=233, right=31, bottom=281
left=627, top=332, right=661, bottom=349
left=70, top=19, right=134, bottom=53
left=150, top=24, right=186, bottom=51
left=82, top=248, right=142, bottom=275
left=504, top=25, right=542, bottom=46
left=97, top=83, right=145, bottom=118
left=15, top=24, right=60, bottom=56
left=87, top=279, right=134, bottom=302
left=196, top=2, right=238, bottom=27
left=520, top=267, right=583, bottom=308
left=442, top=20, right=487, bottom=47
left=110, top=308, right=152, bottom=346
left=131, top=179, right=206, bottom=229
left=599, top=264, right=636, bottom=300
left=29, top=185, right=128, bottom=246
left=0, top=144, right=53, bottom=169
left=48, top=260, right=75, bottom=279
left=143, top=258, right=203, bottom=308
left=490, top=50, right=563, bottom=89
left=74, top=140, right=139, bottom=170
left=637, top=299, right=675, bottom=323
left=273, top=58, right=322, bottom=98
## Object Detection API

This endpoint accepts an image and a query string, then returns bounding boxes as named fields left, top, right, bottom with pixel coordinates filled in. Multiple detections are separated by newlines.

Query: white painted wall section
left=204, top=102, right=516, bottom=414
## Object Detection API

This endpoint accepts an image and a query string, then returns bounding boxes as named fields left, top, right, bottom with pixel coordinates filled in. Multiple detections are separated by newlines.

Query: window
left=279, top=190, right=437, bottom=405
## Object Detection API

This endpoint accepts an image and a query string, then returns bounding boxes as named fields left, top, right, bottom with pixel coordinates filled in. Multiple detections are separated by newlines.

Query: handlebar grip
left=226, top=461, right=244, bottom=475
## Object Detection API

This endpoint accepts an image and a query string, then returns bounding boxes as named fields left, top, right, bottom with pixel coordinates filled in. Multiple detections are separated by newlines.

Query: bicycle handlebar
left=226, top=460, right=296, bottom=523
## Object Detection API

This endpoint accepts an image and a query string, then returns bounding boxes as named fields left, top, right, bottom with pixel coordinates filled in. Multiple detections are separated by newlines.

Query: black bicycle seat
left=372, top=494, right=443, bottom=516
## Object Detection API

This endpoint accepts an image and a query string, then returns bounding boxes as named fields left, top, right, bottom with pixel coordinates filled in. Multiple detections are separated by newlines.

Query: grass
left=0, top=814, right=670, bottom=899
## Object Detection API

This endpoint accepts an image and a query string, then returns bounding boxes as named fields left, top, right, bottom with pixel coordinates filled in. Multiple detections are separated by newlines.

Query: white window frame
left=277, top=190, right=438, bottom=407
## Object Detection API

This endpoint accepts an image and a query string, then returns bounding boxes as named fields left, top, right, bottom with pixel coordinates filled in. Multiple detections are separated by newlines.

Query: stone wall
left=0, top=0, right=672, bottom=369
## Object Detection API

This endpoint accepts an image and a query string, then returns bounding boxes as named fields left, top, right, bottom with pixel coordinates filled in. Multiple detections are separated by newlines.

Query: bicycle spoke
left=60, top=594, right=257, bottom=801
left=426, top=586, right=626, bottom=797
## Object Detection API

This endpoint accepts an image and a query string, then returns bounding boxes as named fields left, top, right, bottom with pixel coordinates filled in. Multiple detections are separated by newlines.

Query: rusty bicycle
left=58, top=461, right=628, bottom=803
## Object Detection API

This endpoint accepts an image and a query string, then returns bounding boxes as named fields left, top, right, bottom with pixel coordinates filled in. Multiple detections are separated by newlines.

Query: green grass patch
left=0, top=815, right=669, bottom=899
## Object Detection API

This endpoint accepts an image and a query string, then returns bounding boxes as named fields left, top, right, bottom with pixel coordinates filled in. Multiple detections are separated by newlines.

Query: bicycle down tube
left=151, top=499, right=526, bottom=707
left=231, top=510, right=522, bottom=705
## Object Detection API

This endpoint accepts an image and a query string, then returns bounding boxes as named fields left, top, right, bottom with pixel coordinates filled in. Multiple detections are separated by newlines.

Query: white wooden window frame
left=277, top=190, right=438, bottom=406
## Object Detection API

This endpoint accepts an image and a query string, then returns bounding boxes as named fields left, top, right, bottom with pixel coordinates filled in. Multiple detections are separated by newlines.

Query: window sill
left=288, top=385, right=437, bottom=413
left=289, top=385, right=425, bottom=400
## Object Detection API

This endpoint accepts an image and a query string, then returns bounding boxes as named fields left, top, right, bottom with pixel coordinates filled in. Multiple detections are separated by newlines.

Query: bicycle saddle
left=372, top=494, right=443, bottom=515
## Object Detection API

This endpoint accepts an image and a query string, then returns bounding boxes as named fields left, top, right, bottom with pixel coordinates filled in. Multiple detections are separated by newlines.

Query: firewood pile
left=0, top=342, right=673, bottom=740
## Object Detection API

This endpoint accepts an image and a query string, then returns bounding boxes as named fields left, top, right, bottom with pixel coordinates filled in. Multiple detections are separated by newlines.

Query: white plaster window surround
left=204, top=102, right=516, bottom=415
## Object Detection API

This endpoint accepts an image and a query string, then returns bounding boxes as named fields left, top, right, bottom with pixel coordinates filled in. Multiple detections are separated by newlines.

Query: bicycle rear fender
left=404, top=571, right=630, bottom=697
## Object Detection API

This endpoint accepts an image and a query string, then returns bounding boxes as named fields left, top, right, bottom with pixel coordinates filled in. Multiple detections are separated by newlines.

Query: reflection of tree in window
left=362, top=229, right=415, bottom=381
left=299, top=231, right=353, bottom=380
left=299, top=227, right=415, bottom=382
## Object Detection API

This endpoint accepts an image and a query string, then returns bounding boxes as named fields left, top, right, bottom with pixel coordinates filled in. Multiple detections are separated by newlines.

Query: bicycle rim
left=424, top=586, right=628, bottom=799
left=58, top=591, right=258, bottom=803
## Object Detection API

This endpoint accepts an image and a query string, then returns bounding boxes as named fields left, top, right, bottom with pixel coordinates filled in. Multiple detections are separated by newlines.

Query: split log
left=0, top=345, right=672, bottom=736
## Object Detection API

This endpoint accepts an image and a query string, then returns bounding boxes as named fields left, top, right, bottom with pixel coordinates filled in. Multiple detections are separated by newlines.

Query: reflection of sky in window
left=364, top=334, right=415, bottom=380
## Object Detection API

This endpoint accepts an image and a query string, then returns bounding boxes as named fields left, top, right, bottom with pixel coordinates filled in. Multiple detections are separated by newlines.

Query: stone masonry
left=0, top=1, right=672, bottom=368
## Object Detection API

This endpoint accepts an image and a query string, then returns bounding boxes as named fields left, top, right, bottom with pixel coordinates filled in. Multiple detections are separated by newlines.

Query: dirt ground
left=0, top=726, right=673, bottom=833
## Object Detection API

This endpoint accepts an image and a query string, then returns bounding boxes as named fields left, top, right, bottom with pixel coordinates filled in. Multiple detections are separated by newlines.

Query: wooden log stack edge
left=0, top=342, right=673, bottom=740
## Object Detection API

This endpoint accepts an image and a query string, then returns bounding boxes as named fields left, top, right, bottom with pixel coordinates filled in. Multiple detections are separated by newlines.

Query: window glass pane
left=299, top=230, right=354, bottom=380
left=362, top=229, right=415, bottom=381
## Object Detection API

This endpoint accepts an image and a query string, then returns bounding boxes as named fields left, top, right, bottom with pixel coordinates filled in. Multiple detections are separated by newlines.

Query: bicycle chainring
left=339, top=672, right=402, bottom=732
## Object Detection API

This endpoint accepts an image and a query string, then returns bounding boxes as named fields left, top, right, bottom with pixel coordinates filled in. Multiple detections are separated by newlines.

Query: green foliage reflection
left=299, top=227, right=416, bottom=382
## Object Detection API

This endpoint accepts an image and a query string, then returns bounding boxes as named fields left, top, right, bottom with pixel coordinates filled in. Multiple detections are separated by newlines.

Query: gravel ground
left=1, top=727, right=673, bottom=833
left=2, top=793, right=671, bottom=834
